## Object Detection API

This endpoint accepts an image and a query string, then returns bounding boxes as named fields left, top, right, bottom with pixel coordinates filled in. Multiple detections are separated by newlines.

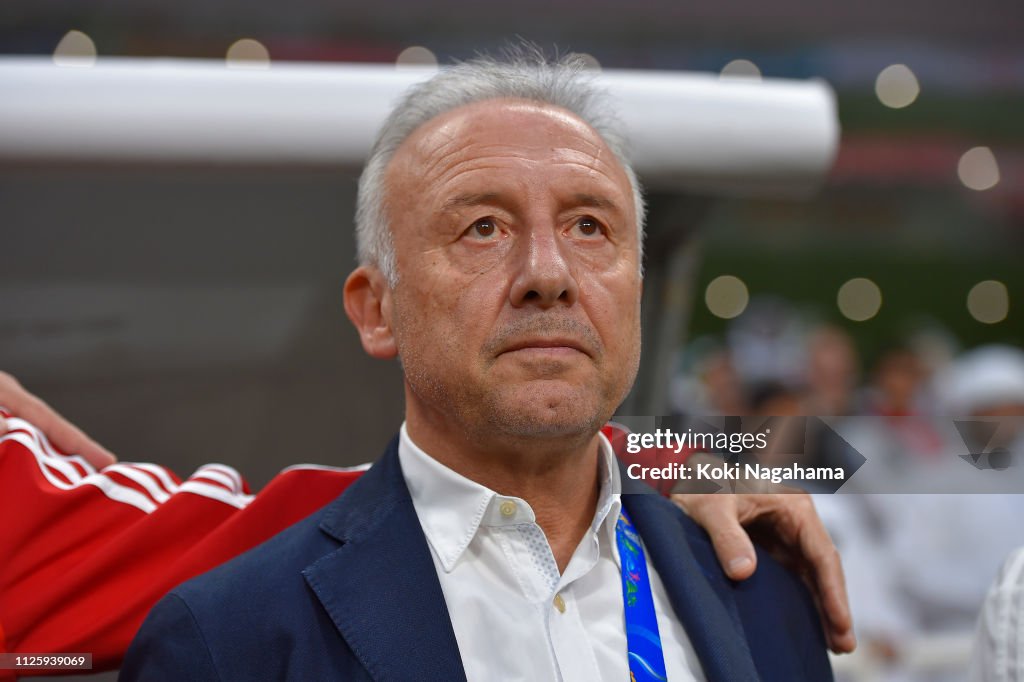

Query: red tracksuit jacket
left=0, top=409, right=681, bottom=677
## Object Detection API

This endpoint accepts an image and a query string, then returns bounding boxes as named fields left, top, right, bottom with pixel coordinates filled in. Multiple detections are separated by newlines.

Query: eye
left=465, top=218, right=500, bottom=240
left=570, top=216, right=604, bottom=238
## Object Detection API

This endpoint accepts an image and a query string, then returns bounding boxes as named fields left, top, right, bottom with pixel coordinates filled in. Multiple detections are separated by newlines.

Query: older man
left=116, top=53, right=835, bottom=681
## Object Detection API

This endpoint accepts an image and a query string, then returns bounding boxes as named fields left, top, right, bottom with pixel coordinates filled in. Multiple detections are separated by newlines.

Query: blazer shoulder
left=173, top=504, right=336, bottom=608
left=123, top=504, right=364, bottom=681
left=633, top=494, right=833, bottom=680
left=120, top=592, right=221, bottom=681
left=170, top=440, right=403, bottom=611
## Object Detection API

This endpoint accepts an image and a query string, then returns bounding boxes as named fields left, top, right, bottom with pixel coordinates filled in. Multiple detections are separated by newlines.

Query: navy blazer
left=120, top=437, right=832, bottom=681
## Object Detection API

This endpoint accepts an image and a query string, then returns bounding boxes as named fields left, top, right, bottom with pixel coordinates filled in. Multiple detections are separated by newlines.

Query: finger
left=791, top=504, right=855, bottom=653
left=735, top=492, right=856, bottom=653
left=812, top=550, right=855, bottom=653
left=800, top=562, right=855, bottom=654
left=831, top=627, right=857, bottom=655
left=674, top=494, right=758, bottom=580
left=44, top=416, right=118, bottom=470
left=66, top=434, right=118, bottom=470
left=0, top=372, right=118, bottom=468
left=18, top=395, right=118, bottom=469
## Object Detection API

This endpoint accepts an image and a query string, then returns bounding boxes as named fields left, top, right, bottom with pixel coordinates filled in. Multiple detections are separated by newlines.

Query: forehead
left=413, top=98, right=604, bottom=153
left=387, top=98, right=632, bottom=198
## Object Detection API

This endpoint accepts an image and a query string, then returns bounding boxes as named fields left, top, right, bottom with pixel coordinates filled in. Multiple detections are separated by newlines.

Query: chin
left=482, top=382, right=608, bottom=439
left=488, top=414, right=603, bottom=443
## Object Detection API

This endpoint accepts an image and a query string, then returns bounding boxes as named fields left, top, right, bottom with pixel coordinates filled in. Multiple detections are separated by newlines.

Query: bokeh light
left=53, top=30, right=97, bottom=67
left=396, top=46, right=438, bottom=70
left=967, top=280, right=1009, bottom=324
left=957, top=146, right=1000, bottom=191
left=226, top=39, right=271, bottom=69
left=720, top=59, right=762, bottom=80
left=705, top=275, right=750, bottom=319
left=875, top=64, right=920, bottom=109
left=837, top=277, right=882, bottom=321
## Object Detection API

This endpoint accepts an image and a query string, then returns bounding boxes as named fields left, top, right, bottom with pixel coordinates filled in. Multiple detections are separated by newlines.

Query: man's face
left=380, top=98, right=642, bottom=445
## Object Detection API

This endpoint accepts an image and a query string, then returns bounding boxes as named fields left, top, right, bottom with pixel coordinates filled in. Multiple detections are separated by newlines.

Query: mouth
left=500, top=337, right=591, bottom=358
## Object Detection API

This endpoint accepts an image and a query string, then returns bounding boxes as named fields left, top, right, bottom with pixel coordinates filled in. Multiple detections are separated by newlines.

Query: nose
left=508, top=225, right=580, bottom=308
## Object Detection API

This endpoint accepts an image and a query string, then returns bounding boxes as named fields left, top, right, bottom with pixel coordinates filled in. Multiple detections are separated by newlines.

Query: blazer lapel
left=302, top=438, right=467, bottom=682
left=621, top=475, right=760, bottom=680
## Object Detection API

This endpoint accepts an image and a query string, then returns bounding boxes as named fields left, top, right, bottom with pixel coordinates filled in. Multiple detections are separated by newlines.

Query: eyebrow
left=442, top=192, right=502, bottom=212
left=442, top=192, right=623, bottom=214
left=571, top=193, right=622, bottom=214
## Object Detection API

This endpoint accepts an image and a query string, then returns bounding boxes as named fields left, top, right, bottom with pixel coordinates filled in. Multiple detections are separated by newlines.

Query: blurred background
left=2, top=1, right=1023, bottom=679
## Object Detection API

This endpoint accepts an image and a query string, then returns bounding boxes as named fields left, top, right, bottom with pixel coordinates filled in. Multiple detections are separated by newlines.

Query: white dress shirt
left=398, top=423, right=705, bottom=682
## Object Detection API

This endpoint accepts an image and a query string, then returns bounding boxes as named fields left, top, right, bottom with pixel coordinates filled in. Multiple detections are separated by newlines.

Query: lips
left=487, top=318, right=602, bottom=361
left=501, top=337, right=591, bottom=357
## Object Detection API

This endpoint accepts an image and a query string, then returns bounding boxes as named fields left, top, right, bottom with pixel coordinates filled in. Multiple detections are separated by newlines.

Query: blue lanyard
left=615, top=508, right=667, bottom=682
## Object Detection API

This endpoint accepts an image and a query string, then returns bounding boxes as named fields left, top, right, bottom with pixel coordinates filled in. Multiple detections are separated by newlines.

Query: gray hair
left=355, top=49, right=646, bottom=286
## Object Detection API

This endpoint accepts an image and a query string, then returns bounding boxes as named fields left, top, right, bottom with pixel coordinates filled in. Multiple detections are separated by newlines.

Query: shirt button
left=553, top=594, right=566, bottom=614
left=499, top=501, right=516, bottom=517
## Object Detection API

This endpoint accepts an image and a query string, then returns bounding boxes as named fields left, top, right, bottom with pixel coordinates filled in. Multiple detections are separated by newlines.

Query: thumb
left=709, top=519, right=758, bottom=580
left=674, top=494, right=758, bottom=580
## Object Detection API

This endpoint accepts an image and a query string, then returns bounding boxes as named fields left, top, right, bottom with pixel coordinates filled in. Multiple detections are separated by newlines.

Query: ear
left=343, top=265, right=398, bottom=359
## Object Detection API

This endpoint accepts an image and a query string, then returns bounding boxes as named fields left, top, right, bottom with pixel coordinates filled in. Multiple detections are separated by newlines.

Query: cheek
left=585, top=269, right=642, bottom=331
left=392, top=271, right=503, bottom=354
left=583, top=272, right=642, bottom=377
left=448, top=239, right=515, bottom=277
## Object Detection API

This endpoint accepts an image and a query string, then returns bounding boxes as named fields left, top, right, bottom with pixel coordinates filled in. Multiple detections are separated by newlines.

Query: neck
left=405, top=408, right=603, bottom=572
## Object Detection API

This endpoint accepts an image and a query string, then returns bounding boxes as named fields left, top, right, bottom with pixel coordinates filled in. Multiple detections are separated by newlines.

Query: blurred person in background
left=669, top=340, right=750, bottom=417
left=858, top=342, right=946, bottom=463
left=939, top=345, right=1024, bottom=423
left=697, top=348, right=749, bottom=416
left=818, top=344, right=1024, bottom=681
left=971, top=546, right=1024, bottom=682
left=862, top=343, right=926, bottom=417
left=804, top=324, right=861, bottom=417
left=747, top=380, right=806, bottom=418
left=727, top=296, right=808, bottom=390
left=905, top=326, right=960, bottom=416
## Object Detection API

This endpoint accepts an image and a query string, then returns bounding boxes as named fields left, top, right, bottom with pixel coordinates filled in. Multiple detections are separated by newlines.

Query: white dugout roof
left=0, top=57, right=839, bottom=197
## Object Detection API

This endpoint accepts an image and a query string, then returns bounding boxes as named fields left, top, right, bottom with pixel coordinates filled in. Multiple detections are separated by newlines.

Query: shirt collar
left=397, top=422, right=622, bottom=573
